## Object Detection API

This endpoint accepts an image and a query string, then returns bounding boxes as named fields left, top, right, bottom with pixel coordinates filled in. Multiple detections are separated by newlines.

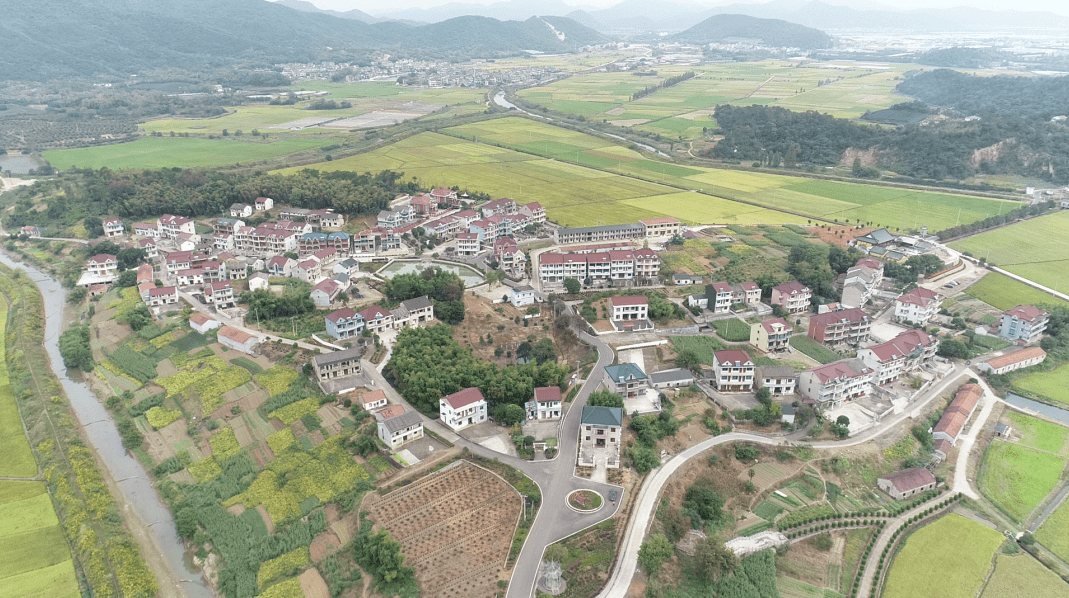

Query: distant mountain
left=379, top=0, right=578, bottom=24
left=0, top=0, right=607, bottom=81
left=564, top=10, right=605, bottom=32
left=273, top=0, right=384, bottom=23
left=672, top=14, right=833, bottom=49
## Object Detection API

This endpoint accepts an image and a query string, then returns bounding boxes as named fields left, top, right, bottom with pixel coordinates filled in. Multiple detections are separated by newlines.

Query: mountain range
left=672, top=14, right=833, bottom=50
left=0, top=0, right=606, bottom=81
left=370, top=0, right=1069, bottom=32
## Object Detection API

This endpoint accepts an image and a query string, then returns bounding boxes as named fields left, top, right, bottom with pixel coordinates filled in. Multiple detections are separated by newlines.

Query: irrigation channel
left=0, top=251, right=214, bottom=598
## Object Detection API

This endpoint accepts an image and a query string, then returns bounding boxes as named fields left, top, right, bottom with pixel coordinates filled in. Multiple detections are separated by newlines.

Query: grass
left=670, top=335, right=727, bottom=364
left=950, top=211, right=1069, bottom=291
left=979, top=554, right=1069, bottom=598
left=0, top=481, right=79, bottom=598
left=0, top=299, right=38, bottom=478
left=883, top=513, right=1004, bottom=598
left=789, top=335, right=841, bottom=364
left=965, top=272, right=1069, bottom=311
left=230, top=357, right=263, bottom=375
left=754, top=500, right=785, bottom=521
left=978, top=441, right=1066, bottom=522
left=1035, top=496, right=1069, bottom=564
left=712, top=318, right=752, bottom=342
left=44, top=136, right=333, bottom=170
left=1013, top=363, right=1069, bottom=407
left=1003, top=411, right=1069, bottom=455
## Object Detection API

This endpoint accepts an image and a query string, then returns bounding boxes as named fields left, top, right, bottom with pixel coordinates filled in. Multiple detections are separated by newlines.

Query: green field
left=789, top=335, right=840, bottom=364
left=712, top=318, right=752, bottom=342
left=979, top=441, right=1066, bottom=522
left=442, top=117, right=1016, bottom=232
left=883, top=513, right=1004, bottom=598
left=951, top=211, right=1069, bottom=292
left=518, top=60, right=914, bottom=139
left=670, top=335, right=728, bottom=364
left=1036, top=497, right=1069, bottom=566
left=0, top=481, right=79, bottom=598
left=965, top=272, right=1069, bottom=311
left=0, top=301, right=37, bottom=478
left=276, top=130, right=801, bottom=227
left=1004, top=411, right=1069, bottom=454
left=44, top=136, right=332, bottom=170
left=1014, top=364, right=1069, bottom=407
left=980, top=554, right=1069, bottom=598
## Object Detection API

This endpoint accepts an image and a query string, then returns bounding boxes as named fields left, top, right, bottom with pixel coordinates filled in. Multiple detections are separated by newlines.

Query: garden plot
left=363, top=461, right=522, bottom=598
left=0, top=481, right=79, bottom=598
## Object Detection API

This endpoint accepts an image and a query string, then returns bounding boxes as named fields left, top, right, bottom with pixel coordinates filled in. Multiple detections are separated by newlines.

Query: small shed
left=995, top=423, right=1011, bottom=438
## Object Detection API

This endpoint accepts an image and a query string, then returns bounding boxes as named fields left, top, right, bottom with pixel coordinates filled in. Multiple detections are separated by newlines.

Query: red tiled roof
left=774, top=281, right=810, bottom=295
left=610, top=295, right=647, bottom=306
left=739, top=282, right=759, bottom=291
left=715, top=350, right=753, bottom=366
left=205, top=281, right=232, bottom=292
left=539, top=252, right=564, bottom=265
left=218, top=325, right=255, bottom=344
left=934, top=438, right=953, bottom=455
left=379, top=404, right=405, bottom=419
left=360, top=389, right=387, bottom=406
left=534, top=386, right=562, bottom=403
left=761, top=318, right=790, bottom=333
left=1005, top=305, right=1047, bottom=322
left=807, top=359, right=872, bottom=383
left=710, top=281, right=731, bottom=293
left=189, top=313, right=212, bottom=325
left=933, top=384, right=983, bottom=438
left=810, top=308, right=869, bottom=327
left=855, top=257, right=883, bottom=270
left=442, top=387, right=485, bottom=409
left=88, top=253, right=116, bottom=264
left=879, top=467, right=936, bottom=493
left=864, top=329, right=934, bottom=363
left=326, top=307, right=357, bottom=323
left=359, top=305, right=391, bottom=321
left=148, top=286, right=177, bottom=297
left=312, top=279, right=340, bottom=294
left=640, top=217, right=680, bottom=225
left=985, top=346, right=1047, bottom=370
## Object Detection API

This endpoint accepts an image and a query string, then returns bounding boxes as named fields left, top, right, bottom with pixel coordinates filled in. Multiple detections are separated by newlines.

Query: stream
left=0, top=251, right=213, bottom=598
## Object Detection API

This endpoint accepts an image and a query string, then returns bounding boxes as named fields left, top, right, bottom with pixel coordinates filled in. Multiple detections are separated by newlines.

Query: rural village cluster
left=30, top=180, right=1066, bottom=596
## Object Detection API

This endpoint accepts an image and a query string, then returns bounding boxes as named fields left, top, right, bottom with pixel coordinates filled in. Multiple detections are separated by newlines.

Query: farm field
left=0, top=481, right=79, bottom=598
left=1003, top=410, right=1069, bottom=454
left=789, top=335, right=841, bottom=364
left=518, top=60, right=914, bottom=139
left=276, top=131, right=801, bottom=227
left=964, top=272, right=1069, bottom=311
left=979, top=554, right=1069, bottom=598
left=1036, top=495, right=1069, bottom=564
left=1013, top=363, right=1069, bottom=407
left=950, top=211, right=1069, bottom=292
left=883, top=513, right=1004, bottom=598
left=44, top=136, right=332, bottom=170
left=363, top=460, right=521, bottom=598
left=443, top=117, right=1017, bottom=232
left=978, top=440, right=1066, bottom=522
left=0, top=298, right=38, bottom=479
left=141, top=82, right=486, bottom=137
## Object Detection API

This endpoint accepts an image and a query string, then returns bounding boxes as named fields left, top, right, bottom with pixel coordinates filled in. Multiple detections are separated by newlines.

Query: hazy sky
left=307, top=0, right=1069, bottom=15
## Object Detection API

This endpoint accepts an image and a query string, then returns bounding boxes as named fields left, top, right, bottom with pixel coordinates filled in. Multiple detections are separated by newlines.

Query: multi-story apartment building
left=456, top=233, right=481, bottom=256
left=298, top=231, right=351, bottom=255
left=213, top=218, right=244, bottom=237
left=267, top=256, right=295, bottom=278
left=771, top=281, right=812, bottom=314
left=521, top=201, right=546, bottom=224
left=377, top=205, right=415, bottom=228
left=555, top=223, right=645, bottom=245
left=857, top=329, right=938, bottom=386
left=1000, top=305, right=1049, bottom=344
left=439, top=387, right=488, bottom=431
left=750, top=317, right=792, bottom=353
left=894, top=287, right=941, bottom=326
left=481, top=197, right=517, bottom=218
left=537, top=248, right=660, bottom=289
left=203, top=281, right=235, bottom=308
left=358, top=305, right=394, bottom=333
left=711, top=350, right=755, bottom=392
left=808, top=307, right=871, bottom=346
left=798, top=359, right=873, bottom=409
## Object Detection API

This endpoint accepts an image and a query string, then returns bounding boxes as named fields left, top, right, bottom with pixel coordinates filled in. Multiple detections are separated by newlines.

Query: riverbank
left=0, top=251, right=211, bottom=598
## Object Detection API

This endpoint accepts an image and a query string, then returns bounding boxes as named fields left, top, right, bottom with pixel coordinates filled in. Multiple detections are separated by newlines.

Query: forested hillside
left=898, top=69, right=1069, bottom=122
left=672, top=14, right=833, bottom=49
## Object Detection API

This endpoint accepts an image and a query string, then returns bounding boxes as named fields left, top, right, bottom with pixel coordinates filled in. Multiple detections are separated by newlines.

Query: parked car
left=609, top=490, right=617, bottom=504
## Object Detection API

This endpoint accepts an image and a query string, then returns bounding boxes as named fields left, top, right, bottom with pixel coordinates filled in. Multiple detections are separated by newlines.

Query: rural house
left=877, top=468, right=937, bottom=500
left=376, top=408, right=424, bottom=449
left=857, top=329, right=937, bottom=386
left=217, top=326, right=259, bottom=354
left=771, top=281, right=812, bottom=314
left=603, top=363, right=648, bottom=398
left=750, top=317, right=792, bottom=353
left=711, top=350, right=755, bottom=392
left=189, top=313, right=221, bottom=334
left=999, top=305, right=1049, bottom=344
left=359, top=389, right=388, bottom=411
left=755, top=366, right=797, bottom=395
left=932, top=384, right=983, bottom=454
left=578, top=406, right=623, bottom=469
left=798, top=359, right=873, bottom=409
left=311, top=346, right=364, bottom=394
left=324, top=308, right=365, bottom=339
left=525, top=386, right=562, bottom=421
left=978, top=346, right=1047, bottom=375
left=808, top=308, right=871, bottom=346
left=439, top=387, right=488, bottom=432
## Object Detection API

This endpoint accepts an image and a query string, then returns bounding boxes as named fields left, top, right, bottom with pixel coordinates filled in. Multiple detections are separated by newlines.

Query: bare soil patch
left=298, top=568, right=331, bottom=598
left=256, top=504, right=275, bottom=535
left=453, top=293, right=589, bottom=367
left=310, top=529, right=342, bottom=562
left=811, top=225, right=873, bottom=248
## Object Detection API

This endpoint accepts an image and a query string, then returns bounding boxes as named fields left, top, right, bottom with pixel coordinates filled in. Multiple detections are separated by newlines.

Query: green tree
left=115, top=269, right=138, bottom=288
left=693, top=536, right=738, bottom=583
left=638, top=533, right=673, bottom=577
left=587, top=390, right=624, bottom=409
left=563, top=278, right=581, bottom=294
left=631, top=445, right=660, bottom=473
left=937, top=339, right=970, bottom=359
left=684, top=478, right=724, bottom=522
left=59, top=325, right=93, bottom=370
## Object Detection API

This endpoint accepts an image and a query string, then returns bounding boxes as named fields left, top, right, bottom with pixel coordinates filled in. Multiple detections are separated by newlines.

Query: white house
left=894, top=287, right=941, bottom=325
left=755, top=365, right=796, bottom=395
left=578, top=406, right=623, bottom=468
left=189, top=313, right=221, bottom=334
left=310, top=279, right=342, bottom=308
left=510, top=285, right=536, bottom=307
left=359, top=389, right=388, bottom=411
left=230, top=203, right=253, bottom=218
left=103, top=218, right=125, bottom=238
left=203, top=281, right=235, bottom=308
left=798, top=359, right=873, bottom=409
left=711, top=350, right=755, bottom=392
left=525, top=386, right=562, bottom=421
left=217, top=325, right=259, bottom=354
left=254, top=197, right=274, bottom=212
left=857, top=329, right=938, bottom=386
left=439, top=387, right=488, bottom=431
left=377, top=407, right=424, bottom=449
left=648, top=368, right=695, bottom=389
left=248, top=272, right=270, bottom=292
left=978, top=346, right=1047, bottom=375
left=145, top=286, right=179, bottom=307
left=86, top=254, right=118, bottom=278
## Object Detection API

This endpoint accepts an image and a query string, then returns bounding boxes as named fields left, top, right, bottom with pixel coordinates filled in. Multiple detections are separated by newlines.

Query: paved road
left=953, top=372, right=998, bottom=500
left=595, top=363, right=971, bottom=598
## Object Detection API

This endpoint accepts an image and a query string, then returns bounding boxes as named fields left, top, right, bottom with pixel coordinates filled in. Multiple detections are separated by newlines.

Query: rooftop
left=878, top=467, right=936, bottom=493
left=581, top=405, right=622, bottom=427
left=534, top=386, right=562, bottom=403
left=984, top=346, right=1047, bottom=370
left=218, top=325, right=256, bottom=344
left=312, top=346, right=365, bottom=368
left=649, top=368, right=694, bottom=384
left=605, top=362, right=647, bottom=383
left=381, top=410, right=423, bottom=434
left=442, top=387, right=486, bottom=410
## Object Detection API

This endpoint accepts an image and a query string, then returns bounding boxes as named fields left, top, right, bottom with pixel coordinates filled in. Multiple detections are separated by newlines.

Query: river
left=1004, top=392, right=1069, bottom=426
left=0, top=252, right=213, bottom=598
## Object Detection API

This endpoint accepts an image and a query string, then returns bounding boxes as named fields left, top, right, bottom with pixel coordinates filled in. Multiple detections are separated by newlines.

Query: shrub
left=145, top=406, right=182, bottom=429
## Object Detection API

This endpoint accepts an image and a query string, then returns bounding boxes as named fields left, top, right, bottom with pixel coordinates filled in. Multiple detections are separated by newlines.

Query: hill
left=671, top=14, right=832, bottom=49
left=0, top=0, right=607, bottom=81
left=272, top=0, right=384, bottom=23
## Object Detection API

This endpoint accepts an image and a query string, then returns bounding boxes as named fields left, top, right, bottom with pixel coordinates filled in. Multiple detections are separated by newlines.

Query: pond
left=377, top=259, right=485, bottom=287
left=0, top=153, right=41, bottom=174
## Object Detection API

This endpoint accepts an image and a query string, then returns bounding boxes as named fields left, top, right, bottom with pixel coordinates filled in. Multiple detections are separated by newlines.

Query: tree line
left=631, top=71, right=696, bottom=102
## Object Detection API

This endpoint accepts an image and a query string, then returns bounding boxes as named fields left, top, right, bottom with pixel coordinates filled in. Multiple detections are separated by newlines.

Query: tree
left=67, top=286, right=87, bottom=304
left=564, top=278, right=581, bottom=294
left=937, top=339, right=970, bottom=359
left=116, top=247, right=146, bottom=271
left=734, top=444, right=759, bottom=462
left=755, top=387, right=771, bottom=404
left=905, top=254, right=944, bottom=279
left=684, top=478, right=724, bottom=522
left=836, top=415, right=850, bottom=427
left=675, top=348, right=701, bottom=373
left=115, top=270, right=138, bottom=288
left=175, top=508, right=198, bottom=539
left=631, top=445, right=660, bottom=473
left=587, top=390, right=624, bottom=409
left=494, top=404, right=526, bottom=425
left=831, top=415, right=851, bottom=438
left=59, top=325, right=93, bottom=370
left=693, top=536, right=738, bottom=583
left=638, top=534, right=673, bottom=577
left=84, top=216, right=104, bottom=238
